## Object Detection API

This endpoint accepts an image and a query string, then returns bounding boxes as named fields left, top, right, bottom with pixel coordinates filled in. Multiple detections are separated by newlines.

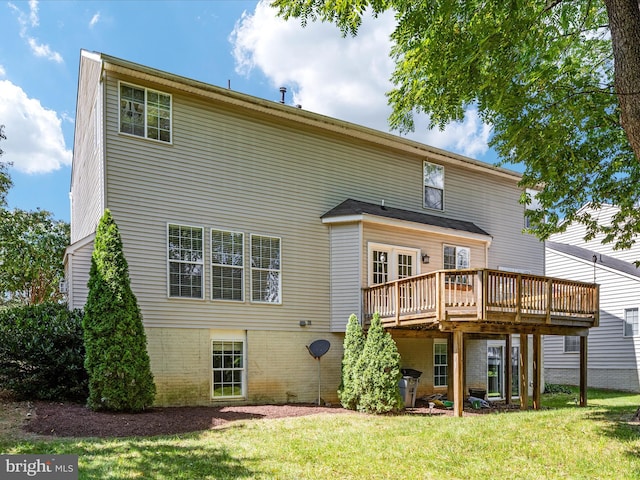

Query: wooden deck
left=363, top=269, right=599, bottom=336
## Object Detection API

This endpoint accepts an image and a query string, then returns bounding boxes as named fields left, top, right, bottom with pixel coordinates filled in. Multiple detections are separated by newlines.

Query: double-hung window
left=212, top=339, right=245, bottom=398
left=211, top=230, right=244, bottom=301
left=423, top=161, right=444, bottom=210
left=434, top=341, right=448, bottom=387
left=444, top=245, right=470, bottom=270
left=624, top=308, right=639, bottom=337
left=564, top=336, right=580, bottom=353
left=120, top=82, right=172, bottom=142
left=251, top=235, right=281, bottom=303
left=168, top=224, right=204, bottom=299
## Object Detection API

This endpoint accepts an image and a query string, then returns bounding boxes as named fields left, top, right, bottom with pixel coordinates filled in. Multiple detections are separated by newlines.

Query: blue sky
left=0, top=0, right=497, bottom=222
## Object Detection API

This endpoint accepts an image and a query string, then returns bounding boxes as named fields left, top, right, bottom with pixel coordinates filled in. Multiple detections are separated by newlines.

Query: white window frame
left=367, top=243, right=420, bottom=285
left=433, top=340, right=448, bottom=387
left=211, top=331, right=246, bottom=399
left=167, top=224, right=204, bottom=299
left=423, top=161, right=445, bottom=211
left=443, top=245, right=470, bottom=270
left=563, top=336, right=580, bottom=353
left=119, top=81, right=172, bottom=143
left=624, top=308, right=639, bottom=337
left=211, top=229, right=244, bottom=302
left=250, top=234, right=282, bottom=304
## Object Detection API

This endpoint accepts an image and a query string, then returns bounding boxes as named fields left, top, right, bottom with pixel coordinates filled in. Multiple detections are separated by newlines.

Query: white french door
left=368, top=244, right=419, bottom=285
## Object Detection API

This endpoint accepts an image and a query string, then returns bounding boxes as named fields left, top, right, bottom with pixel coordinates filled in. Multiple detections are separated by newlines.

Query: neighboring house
left=545, top=204, right=640, bottom=392
left=66, top=50, right=598, bottom=412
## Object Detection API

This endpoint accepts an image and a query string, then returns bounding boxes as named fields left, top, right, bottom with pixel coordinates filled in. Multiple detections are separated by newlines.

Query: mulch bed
left=21, top=398, right=521, bottom=438
left=23, top=402, right=352, bottom=438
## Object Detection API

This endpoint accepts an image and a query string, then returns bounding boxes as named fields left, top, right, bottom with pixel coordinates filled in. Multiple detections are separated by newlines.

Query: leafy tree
left=354, top=313, right=403, bottom=413
left=83, top=210, right=155, bottom=412
left=0, top=209, right=69, bottom=306
left=273, top=1, right=640, bottom=251
left=0, top=125, right=12, bottom=209
left=0, top=302, right=87, bottom=401
left=338, top=313, right=366, bottom=410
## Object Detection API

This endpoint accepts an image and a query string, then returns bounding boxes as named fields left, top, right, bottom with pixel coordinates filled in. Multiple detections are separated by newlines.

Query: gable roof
left=321, top=198, right=490, bottom=237
left=546, top=241, right=640, bottom=279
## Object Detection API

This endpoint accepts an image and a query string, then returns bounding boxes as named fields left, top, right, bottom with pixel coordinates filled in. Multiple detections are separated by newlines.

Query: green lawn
left=2, top=387, right=640, bottom=479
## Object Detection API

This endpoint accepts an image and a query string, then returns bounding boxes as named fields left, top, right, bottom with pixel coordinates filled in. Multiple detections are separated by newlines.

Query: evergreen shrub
left=338, top=313, right=366, bottom=409
left=354, top=313, right=404, bottom=414
left=83, top=210, right=155, bottom=412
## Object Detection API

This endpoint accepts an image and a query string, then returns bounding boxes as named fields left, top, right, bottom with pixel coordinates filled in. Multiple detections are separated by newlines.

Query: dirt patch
left=22, top=402, right=352, bottom=438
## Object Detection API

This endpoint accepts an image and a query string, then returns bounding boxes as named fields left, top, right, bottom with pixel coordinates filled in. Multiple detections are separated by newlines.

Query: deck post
left=580, top=336, right=588, bottom=407
left=447, top=333, right=454, bottom=403
left=436, top=271, right=444, bottom=320
left=545, top=279, right=553, bottom=324
left=453, top=330, right=464, bottom=417
left=394, top=282, right=400, bottom=326
left=505, top=334, right=512, bottom=406
left=532, top=333, right=541, bottom=410
left=515, top=274, right=522, bottom=322
left=519, top=334, right=529, bottom=410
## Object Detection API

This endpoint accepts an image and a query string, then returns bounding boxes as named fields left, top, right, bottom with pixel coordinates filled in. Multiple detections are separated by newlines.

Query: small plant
left=354, top=313, right=403, bottom=414
left=338, top=314, right=366, bottom=410
left=83, top=210, right=155, bottom=412
left=0, top=302, right=87, bottom=401
left=544, top=383, right=573, bottom=394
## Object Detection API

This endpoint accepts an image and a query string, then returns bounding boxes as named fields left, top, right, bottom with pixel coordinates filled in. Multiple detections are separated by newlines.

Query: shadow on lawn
left=544, top=388, right=640, bottom=475
left=13, top=437, right=262, bottom=479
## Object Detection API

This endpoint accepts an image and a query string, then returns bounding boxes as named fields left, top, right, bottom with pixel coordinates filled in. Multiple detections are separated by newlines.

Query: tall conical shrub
left=83, top=210, right=155, bottom=411
left=354, top=313, right=403, bottom=413
left=338, top=314, right=366, bottom=410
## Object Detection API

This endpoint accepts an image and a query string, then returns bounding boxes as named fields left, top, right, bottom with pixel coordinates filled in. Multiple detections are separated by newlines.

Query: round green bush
left=0, top=302, right=88, bottom=401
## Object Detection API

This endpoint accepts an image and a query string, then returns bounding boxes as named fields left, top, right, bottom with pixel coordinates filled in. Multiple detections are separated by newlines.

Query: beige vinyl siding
left=444, top=165, right=543, bottom=274
left=328, top=223, right=362, bottom=332
left=545, top=248, right=640, bottom=370
left=92, top=69, right=543, bottom=332
left=361, top=222, right=488, bottom=286
left=71, top=52, right=104, bottom=242
left=65, top=235, right=94, bottom=310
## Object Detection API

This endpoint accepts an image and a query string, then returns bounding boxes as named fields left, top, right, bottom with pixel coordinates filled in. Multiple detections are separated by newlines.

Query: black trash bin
left=398, top=369, right=422, bottom=407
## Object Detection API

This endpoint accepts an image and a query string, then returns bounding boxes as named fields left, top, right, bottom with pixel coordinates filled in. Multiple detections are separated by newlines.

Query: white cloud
left=8, top=0, right=63, bottom=63
left=0, top=80, right=72, bottom=174
left=28, top=0, right=39, bottom=27
left=27, top=37, right=63, bottom=63
left=230, top=0, right=491, bottom=159
left=89, top=12, right=100, bottom=28
left=0, top=65, right=5, bottom=78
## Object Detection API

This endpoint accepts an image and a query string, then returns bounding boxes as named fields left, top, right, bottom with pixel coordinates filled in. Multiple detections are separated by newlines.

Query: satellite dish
left=306, top=339, right=331, bottom=405
left=307, top=339, right=330, bottom=359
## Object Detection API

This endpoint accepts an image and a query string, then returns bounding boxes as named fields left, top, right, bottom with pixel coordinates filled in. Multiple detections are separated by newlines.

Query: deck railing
left=363, top=269, right=599, bottom=327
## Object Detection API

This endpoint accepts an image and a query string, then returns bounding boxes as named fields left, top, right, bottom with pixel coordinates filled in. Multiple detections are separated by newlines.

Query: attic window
left=120, top=82, right=172, bottom=142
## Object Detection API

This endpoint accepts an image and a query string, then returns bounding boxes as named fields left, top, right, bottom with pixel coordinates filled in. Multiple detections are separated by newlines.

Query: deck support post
left=447, top=333, right=454, bottom=403
left=505, top=334, right=512, bottom=406
left=453, top=330, right=464, bottom=417
left=580, top=336, right=588, bottom=407
left=519, top=334, right=529, bottom=410
left=533, top=333, right=541, bottom=410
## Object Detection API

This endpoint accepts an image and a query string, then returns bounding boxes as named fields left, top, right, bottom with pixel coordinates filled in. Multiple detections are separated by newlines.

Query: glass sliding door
left=487, top=345, right=504, bottom=399
left=511, top=345, right=520, bottom=397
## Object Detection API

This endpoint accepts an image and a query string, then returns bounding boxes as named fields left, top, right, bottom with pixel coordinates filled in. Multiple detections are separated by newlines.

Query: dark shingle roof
left=321, top=199, right=490, bottom=236
left=546, top=241, right=640, bottom=279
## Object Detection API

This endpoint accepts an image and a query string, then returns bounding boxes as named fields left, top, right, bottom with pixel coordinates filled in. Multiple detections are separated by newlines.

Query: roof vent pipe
left=279, top=86, right=287, bottom=104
